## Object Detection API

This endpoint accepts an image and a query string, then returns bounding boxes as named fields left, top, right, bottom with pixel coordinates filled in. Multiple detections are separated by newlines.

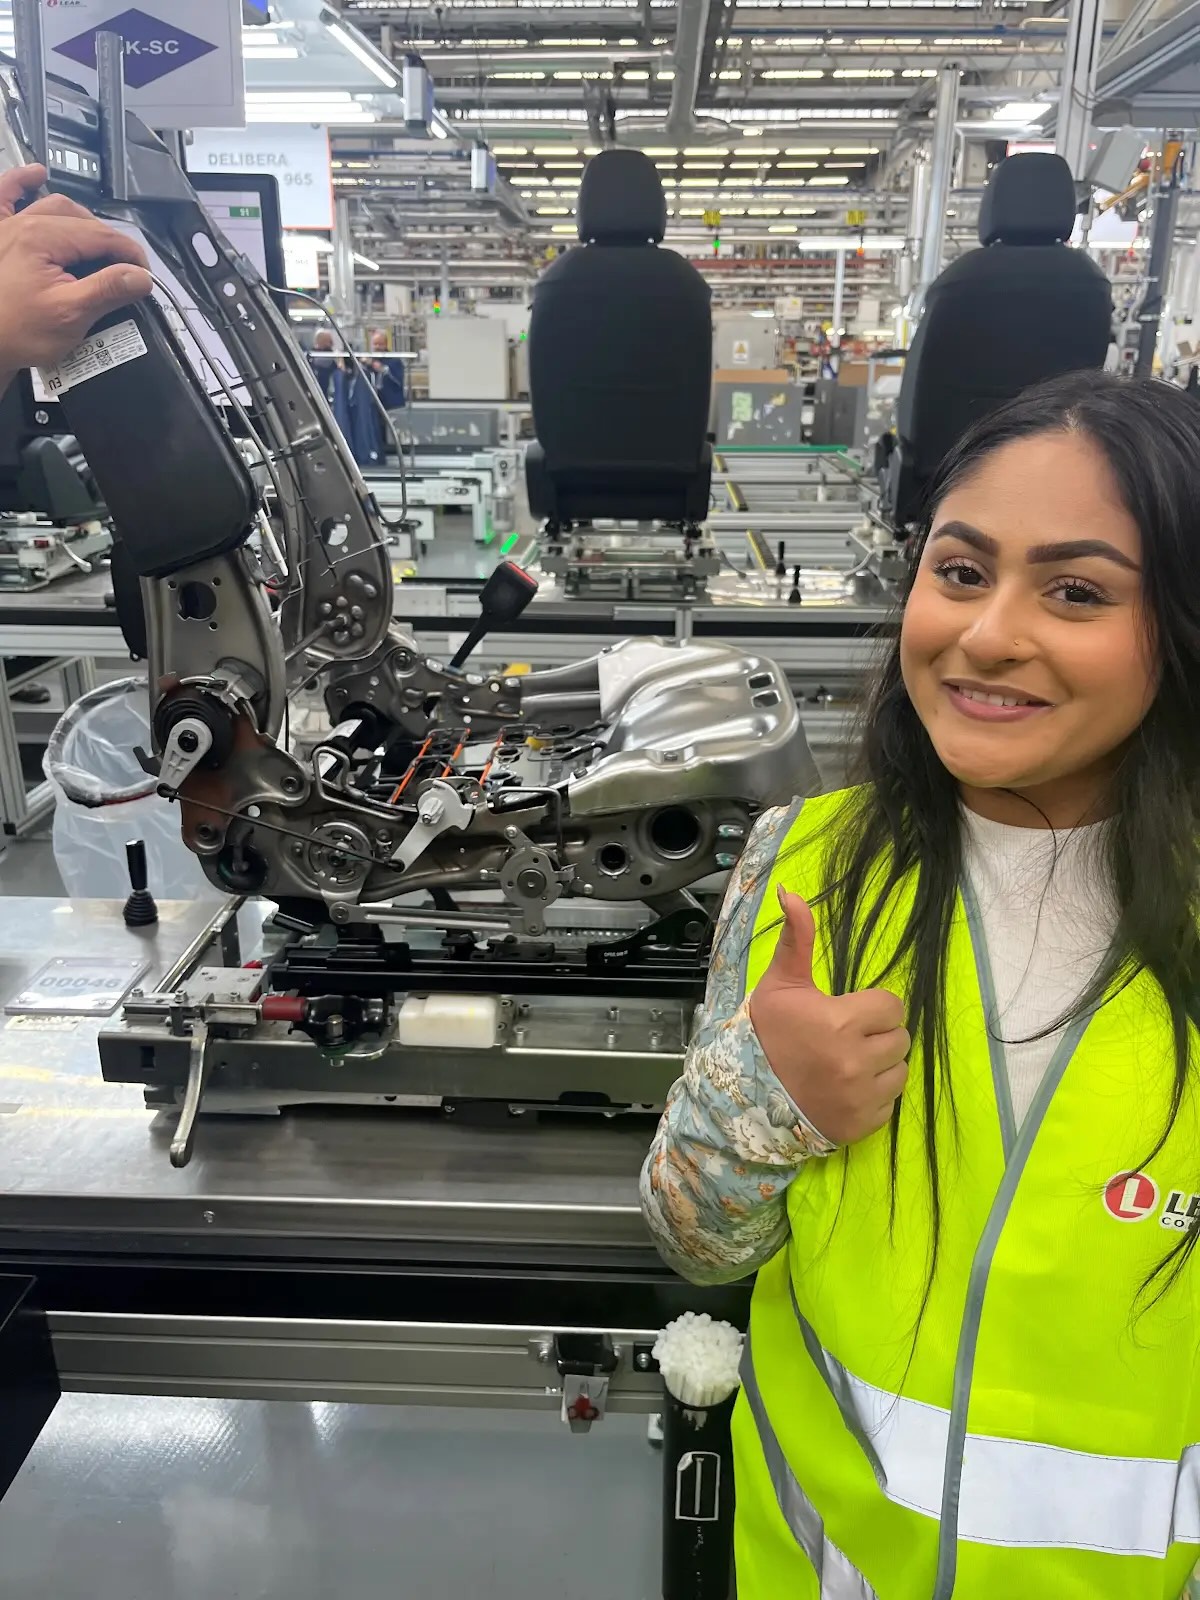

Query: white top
left=961, top=808, right=1118, bottom=1125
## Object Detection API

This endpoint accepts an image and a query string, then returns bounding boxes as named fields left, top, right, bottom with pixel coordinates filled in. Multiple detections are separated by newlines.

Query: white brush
left=653, top=1311, right=744, bottom=1409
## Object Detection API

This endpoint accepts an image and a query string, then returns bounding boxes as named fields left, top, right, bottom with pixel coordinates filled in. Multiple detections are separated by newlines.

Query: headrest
left=577, top=149, right=667, bottom=245
left=978, top=152, right=1077, bottom=246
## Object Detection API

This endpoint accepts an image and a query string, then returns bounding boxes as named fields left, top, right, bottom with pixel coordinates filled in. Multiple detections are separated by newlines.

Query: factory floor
left=0, top=829, right=63, bottom=895
left=0, top=1394, right=662, bottom=1599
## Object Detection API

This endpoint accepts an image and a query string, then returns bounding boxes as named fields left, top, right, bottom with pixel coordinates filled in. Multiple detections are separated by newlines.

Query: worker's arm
left=0, top=163, right=152, bottom=395
left=639, top=806, right=835, bottom=1286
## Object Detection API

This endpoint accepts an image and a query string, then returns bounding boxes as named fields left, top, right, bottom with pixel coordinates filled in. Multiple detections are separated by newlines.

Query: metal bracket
left=390, top=779, right=473, bottom=872
left=157, top=715, right=213, bottom=792
left=551, top=1332, right=620, bottom=1434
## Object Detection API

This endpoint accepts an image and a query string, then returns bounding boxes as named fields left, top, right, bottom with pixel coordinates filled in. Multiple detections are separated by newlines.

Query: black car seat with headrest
left=888, top=151, right=1112, bottom=529
left=525, top=147, right=713, bottom=524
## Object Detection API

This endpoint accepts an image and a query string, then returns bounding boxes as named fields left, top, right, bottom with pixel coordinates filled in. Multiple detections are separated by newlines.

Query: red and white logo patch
left=1103, top=1171, right=1159, bottom=1222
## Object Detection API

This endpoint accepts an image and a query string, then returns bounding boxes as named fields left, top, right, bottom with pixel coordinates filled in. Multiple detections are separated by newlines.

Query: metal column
left=1056, top=0, right=1105, bottom=179
left=831, top=248, right=846, bottom=364
left=439, top=245, right=451, bottom=310
left=898, top=151, right=930, bottom=339
left=330, top=196, right=356, bottom=326
left=95, top=30, right=129, bottom=201
left=912, top=66, right=960, bottom=318
left=1135, top=139, right=1184, bottom=376
left=11, top=0, right=48, bottom=165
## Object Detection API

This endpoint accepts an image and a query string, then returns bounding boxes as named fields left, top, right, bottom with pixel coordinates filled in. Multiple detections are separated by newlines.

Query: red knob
left=261, top=995, right=306, bottom=1025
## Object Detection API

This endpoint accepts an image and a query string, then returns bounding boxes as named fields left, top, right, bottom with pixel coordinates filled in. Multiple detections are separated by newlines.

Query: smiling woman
left=901, top=425, right=1155, bottom=823
left=642, top=371, right=1200, bottom=1598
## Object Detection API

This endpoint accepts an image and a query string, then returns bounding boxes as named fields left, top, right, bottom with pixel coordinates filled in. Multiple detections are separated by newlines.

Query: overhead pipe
left=665, top=0, right=712, bottom=141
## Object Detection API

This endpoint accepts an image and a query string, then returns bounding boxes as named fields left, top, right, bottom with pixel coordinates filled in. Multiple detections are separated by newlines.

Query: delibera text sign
left=188, top=125, right=334, bottom=230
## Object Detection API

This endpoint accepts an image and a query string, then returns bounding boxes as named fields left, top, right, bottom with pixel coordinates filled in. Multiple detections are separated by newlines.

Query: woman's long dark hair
left=803, top=372, right=1200, bottom=1306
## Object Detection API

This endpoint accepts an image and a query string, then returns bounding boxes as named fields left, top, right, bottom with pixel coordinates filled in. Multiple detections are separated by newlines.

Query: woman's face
left=900, top=429, right=1156, bottom=823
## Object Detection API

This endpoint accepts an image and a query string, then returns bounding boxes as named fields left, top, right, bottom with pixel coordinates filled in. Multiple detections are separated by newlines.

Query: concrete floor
left=0, top=1394, right=663, bottom=1600
left=0, top=831, right=64, bottom=897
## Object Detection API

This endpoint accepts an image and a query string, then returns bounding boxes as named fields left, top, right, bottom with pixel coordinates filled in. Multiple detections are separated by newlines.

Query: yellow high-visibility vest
left=733, top=788, right=1200, bottom=1598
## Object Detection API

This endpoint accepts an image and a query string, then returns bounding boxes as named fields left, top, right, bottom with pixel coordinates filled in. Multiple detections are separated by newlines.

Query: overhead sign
left=188, top=125, right=334, bottom=231
left=731, top=337, right=750, bottom=365
left=41, top=0, right=244, bottom=130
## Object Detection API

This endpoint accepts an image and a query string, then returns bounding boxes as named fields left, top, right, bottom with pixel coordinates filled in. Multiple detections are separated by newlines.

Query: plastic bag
left=43, top=676, right=222, bottom=901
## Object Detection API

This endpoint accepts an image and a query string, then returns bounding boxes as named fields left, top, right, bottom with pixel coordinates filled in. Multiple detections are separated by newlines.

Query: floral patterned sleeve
left=639, top=802, right=837, bottom=1286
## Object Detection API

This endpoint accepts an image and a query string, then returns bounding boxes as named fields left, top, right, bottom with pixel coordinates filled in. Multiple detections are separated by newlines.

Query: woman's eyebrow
left=930, top=522, right=1140, bottom=572
left=1025, top=538, right=1141, bottom=572
left=929, top=522, right=998, bottom=556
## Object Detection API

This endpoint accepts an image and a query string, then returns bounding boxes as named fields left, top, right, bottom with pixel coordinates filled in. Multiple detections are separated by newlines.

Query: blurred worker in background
left=644, top=371, right=1200, bottom=1599
left=367, top=327, right=405, bottom=414
left=308, top=326, right=401, bottom=470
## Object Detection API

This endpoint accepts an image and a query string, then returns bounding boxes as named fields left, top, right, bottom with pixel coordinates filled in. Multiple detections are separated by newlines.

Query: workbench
left=0, top=894, right=747, bottom=1599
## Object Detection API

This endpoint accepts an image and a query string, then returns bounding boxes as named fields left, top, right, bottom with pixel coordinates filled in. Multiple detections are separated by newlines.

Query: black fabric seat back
left=526, top=148, right=713, bottom=523
left=891, top=152, right=1112, bottom=527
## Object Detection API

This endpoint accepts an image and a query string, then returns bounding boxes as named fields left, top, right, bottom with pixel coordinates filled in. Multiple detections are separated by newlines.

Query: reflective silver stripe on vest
left=740, top=1338, right=881, bottom=1599
left=784, top=1287, right=1200, bottom=1560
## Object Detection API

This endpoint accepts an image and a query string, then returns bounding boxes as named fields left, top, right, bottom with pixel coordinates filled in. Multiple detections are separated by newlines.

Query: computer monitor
left=189, top=172, right=288, bottom=308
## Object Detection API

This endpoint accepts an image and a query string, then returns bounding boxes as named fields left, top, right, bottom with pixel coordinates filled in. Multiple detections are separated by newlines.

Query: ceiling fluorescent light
left=324, top=18, right=399, bottom=88
left=354, top=252, right=381, bottom=271
left=247, top=107, right=376, bottom=123
left=992, top=100, right=1048, bottom=124
left=247, top=91, right=355, bottom=104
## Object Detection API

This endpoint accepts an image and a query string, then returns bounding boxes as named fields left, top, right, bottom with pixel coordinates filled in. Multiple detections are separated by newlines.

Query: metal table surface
left=0, top=897, right=748, bottom=1413
left=0, top=897, right=657, bottom=1267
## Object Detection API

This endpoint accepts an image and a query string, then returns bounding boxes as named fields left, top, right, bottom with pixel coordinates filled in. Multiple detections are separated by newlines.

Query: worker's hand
left=0, top=162, right=48, bottom=219
left=0, top=189, right=153, bottom=372
left=748, top=888, right=909, bottom=1146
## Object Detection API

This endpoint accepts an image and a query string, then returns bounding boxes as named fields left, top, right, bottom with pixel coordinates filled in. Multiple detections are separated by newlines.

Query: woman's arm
left=639, top=805, right=836, bottom=1285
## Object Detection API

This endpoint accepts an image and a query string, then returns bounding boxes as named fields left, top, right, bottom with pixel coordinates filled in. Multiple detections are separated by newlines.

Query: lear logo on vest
left=1104, top=1171, right=1200, bottom=1230
left=1104, top=1171, right=1159, bottom=1222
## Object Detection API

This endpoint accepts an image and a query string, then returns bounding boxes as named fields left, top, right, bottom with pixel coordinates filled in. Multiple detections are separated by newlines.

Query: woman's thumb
left=768, top=886, right=819, bottom=989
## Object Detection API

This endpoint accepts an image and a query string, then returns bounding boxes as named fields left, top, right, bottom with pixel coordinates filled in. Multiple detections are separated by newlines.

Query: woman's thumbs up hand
left=748, top=887, right=910, bottom=1147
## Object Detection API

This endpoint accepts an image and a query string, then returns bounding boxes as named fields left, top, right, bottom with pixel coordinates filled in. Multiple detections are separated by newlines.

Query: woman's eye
left=932, top=558, right=985, bottom=588
left=1049, top=579, right=1110, bottom=607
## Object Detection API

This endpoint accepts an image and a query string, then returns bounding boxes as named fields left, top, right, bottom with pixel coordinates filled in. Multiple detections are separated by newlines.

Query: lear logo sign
left=54, top=7, right=216, bottom=88
left=1104, top=1171, right=1200, bottom=1231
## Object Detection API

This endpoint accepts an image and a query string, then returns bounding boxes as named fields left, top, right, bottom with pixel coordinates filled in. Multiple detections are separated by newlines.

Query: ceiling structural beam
left=1056, top=0, right=1105, bottom=176
left=1102, top=0, right=1163, bottom=60
left=1091, top=0, right=1200, bottom=118
left=347, top=6, right=676, bottom=26
left=697, top=0, right=732, bottom=108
